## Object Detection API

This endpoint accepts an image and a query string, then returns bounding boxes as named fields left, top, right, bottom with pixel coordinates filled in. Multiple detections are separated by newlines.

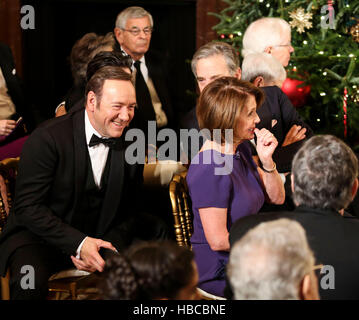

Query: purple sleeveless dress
left=187, top=141, right=265, bottom=296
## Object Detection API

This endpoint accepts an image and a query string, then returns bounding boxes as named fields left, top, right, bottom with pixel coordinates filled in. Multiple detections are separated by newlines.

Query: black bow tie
left=89, top=134, right=119, bottom=149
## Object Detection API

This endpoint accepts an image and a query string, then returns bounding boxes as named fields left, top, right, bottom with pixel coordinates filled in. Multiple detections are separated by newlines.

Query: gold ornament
left=350, top=23, right=359, bottom=43
left=351, top=92, right=359, bottom=103
left=289, top=7, right=313, bottom=33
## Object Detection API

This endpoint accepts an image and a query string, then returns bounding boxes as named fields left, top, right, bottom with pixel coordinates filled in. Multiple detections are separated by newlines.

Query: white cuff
left=55, top=101, right=65, bottom=114
left=75, top=236, right=88, bottom=259
left=279, top=173, right=286, bottom=184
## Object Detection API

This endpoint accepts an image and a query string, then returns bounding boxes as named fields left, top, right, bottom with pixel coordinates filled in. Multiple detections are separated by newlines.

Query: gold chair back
left=169, top=171, right=193, bottom=248
left=0, top=157, right=19, bottom=233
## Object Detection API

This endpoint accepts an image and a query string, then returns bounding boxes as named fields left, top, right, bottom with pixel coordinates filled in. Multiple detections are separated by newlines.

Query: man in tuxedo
left=113, top=6, right=175, bottom=145
left=0, top=65, right=166, bottom=299
left=229, top=135, right=359, bottom=299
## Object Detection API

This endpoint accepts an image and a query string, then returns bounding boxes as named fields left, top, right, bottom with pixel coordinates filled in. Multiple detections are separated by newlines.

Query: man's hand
left=0, top=119, right=16, bottom=136
left=70, top=237, right=117, bottom=273
left=254, top=128, right=278, bottom=169
left=282, top=125, right=307, bottom=147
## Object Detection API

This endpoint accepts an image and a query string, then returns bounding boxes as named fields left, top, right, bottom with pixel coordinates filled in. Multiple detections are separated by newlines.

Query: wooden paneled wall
left=0, top=0, right=23, bottom=76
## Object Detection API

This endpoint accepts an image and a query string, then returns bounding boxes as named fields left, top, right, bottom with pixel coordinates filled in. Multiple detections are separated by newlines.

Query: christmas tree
left=210, top=0, right=359, bottom=149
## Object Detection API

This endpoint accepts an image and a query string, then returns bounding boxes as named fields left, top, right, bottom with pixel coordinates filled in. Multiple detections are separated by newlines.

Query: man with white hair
left=241, top=52, right=286, bottom=88
left=230, top=135, right=359, bottom=299
left=242, top=17, right=294, bottom=67
left=113, top=6, right=175, bottom=141
left=227, top=218, right=319, bottom=300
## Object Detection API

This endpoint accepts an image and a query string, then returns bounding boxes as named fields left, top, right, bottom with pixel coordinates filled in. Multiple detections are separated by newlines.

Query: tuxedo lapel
left=145, top=55, right=173, bottom=122
left=0, top=45, right=13, bottom=80
left=96, top=139, right=125, bottom=235
left=257, top=99, right=273, bottom=130
left=72, top=109, right=88, bottom=221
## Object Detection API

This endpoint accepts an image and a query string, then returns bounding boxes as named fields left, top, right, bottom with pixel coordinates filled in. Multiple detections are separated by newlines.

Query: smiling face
left=86, top=79, right=136, bottom=138
left=236, top=94, right=260, bottom=142
left=115, top=16, right=152, bottom=61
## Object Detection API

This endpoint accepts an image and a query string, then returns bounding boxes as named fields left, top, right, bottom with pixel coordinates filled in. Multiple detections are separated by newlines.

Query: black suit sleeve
left=13, top=127, right=86, bottom=255
left=272, top=87, right=314, bottom=172
left=277, top=88, right=313, bottom=138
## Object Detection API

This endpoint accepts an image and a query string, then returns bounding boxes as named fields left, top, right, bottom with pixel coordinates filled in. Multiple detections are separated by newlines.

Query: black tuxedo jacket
left=229, top=206, right=359, bottom=299
left=256, top=86, right=313, bottom=172
left=0, top=108, right=143, bottom=276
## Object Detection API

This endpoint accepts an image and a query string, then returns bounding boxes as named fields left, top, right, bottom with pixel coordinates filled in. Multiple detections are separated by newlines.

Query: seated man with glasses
left=113, top=6, right=175, bottom=149
left=228, top=218, right=320, bottom=300
left=242, top=17, right=295, bottom=67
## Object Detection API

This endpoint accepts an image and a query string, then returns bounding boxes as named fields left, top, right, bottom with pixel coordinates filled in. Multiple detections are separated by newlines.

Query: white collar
left=120, top=46, right=146, bottom=68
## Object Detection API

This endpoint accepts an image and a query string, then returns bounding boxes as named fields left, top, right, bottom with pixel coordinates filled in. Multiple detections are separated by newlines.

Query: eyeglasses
left=312, top=264, right=324, bottom=272
left=274, top=43, right=293, bottom=48
left=122, top=27, right=153, bottom=36
left=312, top=264, right=324, bottom=278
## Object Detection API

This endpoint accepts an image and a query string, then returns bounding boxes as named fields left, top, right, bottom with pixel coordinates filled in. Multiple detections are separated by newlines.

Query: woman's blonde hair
left=196, top=77, right=264, bottom=145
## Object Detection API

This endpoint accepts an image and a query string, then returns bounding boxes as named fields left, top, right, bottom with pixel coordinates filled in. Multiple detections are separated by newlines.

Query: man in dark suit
left=0, top=65, right=166, bottom=299
left=229, top=135, right=359, bottom=299
left=113, top=6, right=175, bottom=147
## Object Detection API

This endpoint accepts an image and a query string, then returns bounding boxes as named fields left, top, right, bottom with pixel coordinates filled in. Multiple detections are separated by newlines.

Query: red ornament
left=343, top=87, right=348, bottom=138
left=281, top=77, right=311, bottom=108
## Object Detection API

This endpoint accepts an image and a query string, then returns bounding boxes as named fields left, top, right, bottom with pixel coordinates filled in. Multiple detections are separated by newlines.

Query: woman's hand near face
left=254, top=128, right=278, bottom=169
left=254, top=128, right=285, bottom=205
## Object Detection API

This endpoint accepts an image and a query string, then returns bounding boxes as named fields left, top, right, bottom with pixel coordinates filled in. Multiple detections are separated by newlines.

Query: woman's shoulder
left=187, top=149, right=234, bottom=190
left=237, top=141, right=253, bottom=158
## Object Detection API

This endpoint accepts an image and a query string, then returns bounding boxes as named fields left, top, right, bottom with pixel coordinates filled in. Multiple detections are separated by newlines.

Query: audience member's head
left=85, top=65, right=135, bottom=138
left=242, top=17, right=294, bottom=67
left=191, top=41, right=241, bottom=92
left=101, top=241, right=199, bottom=300
left=114, top=6, right=153, bottom=60
left=228, top=218, right=319, bottom=300
left=292, top=135, right=359, bottom=213
left=86, top=51, right=133, bottom=83
left=196, top=77, right=263, bottom=146
left=241, top=52, right=286, bottom=88
left=70, top=32, right=115, bottom=86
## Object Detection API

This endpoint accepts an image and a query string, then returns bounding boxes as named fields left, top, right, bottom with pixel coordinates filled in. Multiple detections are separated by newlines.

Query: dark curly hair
left=70, top=32, right=115, bottom=86
left=86, top=51, right=133, bottom=83
left=100, top=241, right=195, bottom=300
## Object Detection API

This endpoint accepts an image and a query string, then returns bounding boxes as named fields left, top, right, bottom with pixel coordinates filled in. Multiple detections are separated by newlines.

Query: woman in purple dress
left=187, top=77, right=285, bottom=297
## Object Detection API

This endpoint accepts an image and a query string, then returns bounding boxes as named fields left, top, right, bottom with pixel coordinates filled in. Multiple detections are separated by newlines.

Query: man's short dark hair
left=86, top=51, right=133, bottom=83
left=85, top=65, right=132, bottom=104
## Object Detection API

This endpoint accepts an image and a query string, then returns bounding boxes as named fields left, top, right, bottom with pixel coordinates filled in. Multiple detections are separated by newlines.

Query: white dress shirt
left=75, top=110, right=111, bottom=258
